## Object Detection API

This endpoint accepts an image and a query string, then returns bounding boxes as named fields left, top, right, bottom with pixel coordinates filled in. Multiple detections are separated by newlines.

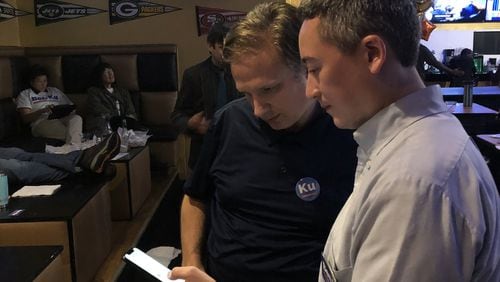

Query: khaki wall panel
left=15, top=0, right=268, bottom=81
left=0, top=0, right=20, bottom=46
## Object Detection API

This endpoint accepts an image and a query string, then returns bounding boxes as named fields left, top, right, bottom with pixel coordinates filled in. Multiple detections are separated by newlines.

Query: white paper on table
left=11, top=185, right=61, bottom=197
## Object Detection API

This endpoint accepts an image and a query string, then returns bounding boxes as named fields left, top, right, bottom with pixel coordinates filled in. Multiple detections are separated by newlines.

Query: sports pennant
left=35, top=0, right=105, bottom=26
left=196, top=6, right=247, bottom=36
left=109, top=0, right=181, bottom=25
left=0, top=0, right=31, bottom=23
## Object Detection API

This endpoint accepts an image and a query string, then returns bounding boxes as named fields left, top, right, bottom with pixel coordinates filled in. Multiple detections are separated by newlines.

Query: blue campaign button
left=295, top=177, right=320, bottom=201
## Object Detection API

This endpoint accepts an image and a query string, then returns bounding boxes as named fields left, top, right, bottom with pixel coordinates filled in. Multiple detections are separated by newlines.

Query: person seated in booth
left=85, top=62, right=139, bottom=134
left=16, top=65, right=83, bottom=145
left=0, top=132, right=120, bottom=187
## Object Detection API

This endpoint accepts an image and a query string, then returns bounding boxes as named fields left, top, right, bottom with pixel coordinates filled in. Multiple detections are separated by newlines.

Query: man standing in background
left=171, top=23, right=240, bottom=170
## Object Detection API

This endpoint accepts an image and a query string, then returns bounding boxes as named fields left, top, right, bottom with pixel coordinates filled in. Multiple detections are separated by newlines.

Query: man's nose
left=306, top=79, right=321, bottom=99
left=252, top=98, right=269, bottom=119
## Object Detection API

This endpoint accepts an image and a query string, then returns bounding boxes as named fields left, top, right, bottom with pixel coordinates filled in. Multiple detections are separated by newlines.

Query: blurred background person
left=16, top=64, right=82, bottom=145
left=170, top=23, right=240, bottom=170
left=417, top=44, right=464, bottom=81
left=417, top=16, right=463, bottom=82
left=449, top=48, right=476, bottom=86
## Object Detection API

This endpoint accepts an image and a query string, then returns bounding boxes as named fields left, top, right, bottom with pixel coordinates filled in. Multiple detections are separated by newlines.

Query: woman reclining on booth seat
left=85, top=62, right=141, bottom=134
left=16, top=65, right=83, bottom=145
left=0, top=132, right=120, bottom=186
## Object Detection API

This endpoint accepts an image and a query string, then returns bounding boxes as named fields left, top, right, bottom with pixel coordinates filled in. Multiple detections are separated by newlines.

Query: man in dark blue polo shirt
left=177, top=2, right=357, bottom=282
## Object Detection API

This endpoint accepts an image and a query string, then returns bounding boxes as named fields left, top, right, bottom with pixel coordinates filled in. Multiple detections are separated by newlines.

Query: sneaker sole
left=90, top=135, right=120, bottom=173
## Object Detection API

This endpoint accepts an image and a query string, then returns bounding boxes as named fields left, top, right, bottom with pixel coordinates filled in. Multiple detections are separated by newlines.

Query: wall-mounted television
left=485, top=0, right=500, bottom=21
left=429, top=0, right=487, bottom=23
left=474, top=31, right=500, bottom=54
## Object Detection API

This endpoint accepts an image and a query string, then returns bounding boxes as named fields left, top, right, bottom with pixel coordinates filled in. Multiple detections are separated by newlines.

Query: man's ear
left=361, top=35, right=386, bottom=74
left=207, top=42, right=215, bottom=53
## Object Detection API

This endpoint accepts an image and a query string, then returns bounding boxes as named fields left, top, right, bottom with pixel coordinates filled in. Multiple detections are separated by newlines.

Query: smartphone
left=123, top=248, right=184, bottom=282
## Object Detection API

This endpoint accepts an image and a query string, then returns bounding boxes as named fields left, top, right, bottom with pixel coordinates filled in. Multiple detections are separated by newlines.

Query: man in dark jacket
left=449, top=48, right=476, bottom=86
left=171, top=23, right=240, bottom=169
left=417, top=44, right=463, bottom=81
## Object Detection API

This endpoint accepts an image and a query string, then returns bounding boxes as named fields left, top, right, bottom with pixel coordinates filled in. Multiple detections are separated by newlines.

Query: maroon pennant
left=196, top=6, right=246, bottom=36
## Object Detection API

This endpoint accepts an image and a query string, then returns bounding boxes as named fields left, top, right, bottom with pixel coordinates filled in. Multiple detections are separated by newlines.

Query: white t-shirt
left=16, top=87, right=73, bottom=126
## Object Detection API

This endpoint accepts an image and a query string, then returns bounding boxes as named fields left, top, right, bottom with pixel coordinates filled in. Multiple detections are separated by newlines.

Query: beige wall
left=5, top=0, right=271, bottom=78
left=0, top=0, right=20, bottom=46
left=9, top=0, right=497, bottom=76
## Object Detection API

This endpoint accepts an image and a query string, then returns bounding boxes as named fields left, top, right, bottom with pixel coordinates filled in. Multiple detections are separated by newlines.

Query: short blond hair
left=224, top=2, right=303, bottom=74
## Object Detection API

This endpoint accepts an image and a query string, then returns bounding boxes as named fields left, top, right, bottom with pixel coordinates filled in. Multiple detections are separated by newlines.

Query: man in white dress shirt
left=299, top=0, right=499, bottom=281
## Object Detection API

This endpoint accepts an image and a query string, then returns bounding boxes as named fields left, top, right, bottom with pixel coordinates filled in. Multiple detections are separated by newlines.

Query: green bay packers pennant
left=109, top=0, right=181, bottom=25
left=35, top=0, right=105, bottom=26
left=0, top=0, right=31, bottom=23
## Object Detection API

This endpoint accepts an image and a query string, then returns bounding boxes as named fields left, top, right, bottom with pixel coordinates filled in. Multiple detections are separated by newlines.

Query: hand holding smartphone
left=123, top=248, right=184, bottom=282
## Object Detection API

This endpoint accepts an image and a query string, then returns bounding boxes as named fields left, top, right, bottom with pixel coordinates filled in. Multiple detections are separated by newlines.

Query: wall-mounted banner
left=196, top=6, right=246, bottom=36
left=35, top=0, right=105, bottom=26
left=109, top=0, right=181, bottom=25
left=0, top=0, right=31, bottom=22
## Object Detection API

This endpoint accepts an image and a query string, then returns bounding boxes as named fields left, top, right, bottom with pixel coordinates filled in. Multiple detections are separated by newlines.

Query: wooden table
left=441, top=86, right=500, bottom=96
left=475, top=134, right=500, bottom=189
left=109, top=145, right=151, bottom=220
left=0, top=176, right=112, bottom=282
left=448, top=102, right=499, bottom=114
left=447, top=103, right=498, bottom=135
left=0, top=246, right=64, bottom=282
left=441, top=86, right=500, bottom=111
left=476, top=134, right=500, bottom=148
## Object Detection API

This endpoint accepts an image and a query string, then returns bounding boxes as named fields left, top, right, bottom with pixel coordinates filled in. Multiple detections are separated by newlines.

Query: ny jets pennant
left=35, top=0, right=105, bottom=26
left=0, top=0, right=30, bottom=23
left=3, top=1, right=182, bottom=26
